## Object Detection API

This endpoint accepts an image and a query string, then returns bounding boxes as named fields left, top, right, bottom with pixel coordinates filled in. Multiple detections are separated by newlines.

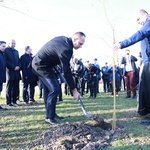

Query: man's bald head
left=72, top=32, right=86, bottom=50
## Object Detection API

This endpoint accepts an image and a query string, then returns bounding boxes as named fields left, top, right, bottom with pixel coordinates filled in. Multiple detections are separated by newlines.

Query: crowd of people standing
left=1, top=8, right=150, bottom=125
left=0, top=38, right=139, bottom=111
left=0, top=39, right=39, bottom=110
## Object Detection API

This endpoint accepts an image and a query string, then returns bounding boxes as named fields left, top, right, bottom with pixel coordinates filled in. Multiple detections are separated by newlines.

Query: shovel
left=78, top=98, right=112, bottom=130
left=78, top=98, right=94, bottom=118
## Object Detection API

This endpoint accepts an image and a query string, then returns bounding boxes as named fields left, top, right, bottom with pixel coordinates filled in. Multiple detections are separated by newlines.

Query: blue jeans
left=39, top=71, right=60, bottom=119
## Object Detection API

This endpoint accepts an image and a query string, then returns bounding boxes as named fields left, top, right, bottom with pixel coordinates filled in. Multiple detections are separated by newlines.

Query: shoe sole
left=45, top=120, right=60, bottom=125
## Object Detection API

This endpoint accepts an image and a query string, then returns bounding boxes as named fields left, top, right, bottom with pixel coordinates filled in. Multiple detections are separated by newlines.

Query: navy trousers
left=23, top=83, right=35, bottom=102
left=39, top=73, right=60, bottom=119
left=6, top=80, right=20, bottom=104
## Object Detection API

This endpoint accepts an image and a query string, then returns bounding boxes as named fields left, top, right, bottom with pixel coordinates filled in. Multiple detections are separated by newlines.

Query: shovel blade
left=78, top=98, right=93, bottom=118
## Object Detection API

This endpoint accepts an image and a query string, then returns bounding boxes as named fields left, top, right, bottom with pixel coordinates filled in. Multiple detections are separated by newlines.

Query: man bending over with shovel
left=32, top=32, right=86, bottom=125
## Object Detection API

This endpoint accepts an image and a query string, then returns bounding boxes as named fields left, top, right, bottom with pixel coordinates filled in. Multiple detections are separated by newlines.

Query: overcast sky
left=0, top=0, right=150, bottom=66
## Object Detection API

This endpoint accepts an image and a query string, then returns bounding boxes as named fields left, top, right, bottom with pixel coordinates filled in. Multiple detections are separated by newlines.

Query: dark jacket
left=108, top=66, right=122, bottom=82
left=20, top=53, right=38, bottom=84
left=101, top=66, right=110, bottom=80
left=32, top=36, right=76, bottom=90
left=0, top=51, right=6, bottom=83
left=120, top=16, right=150, bottom=64
left=71, top=60, right=85, bottom=78
left=4, top=47, right=21, bottom=80
left=121, top=55, right=138, bottom=75
left=84, top=65, right=100, bottom=82
left=94, top=64, right=101, bottom=80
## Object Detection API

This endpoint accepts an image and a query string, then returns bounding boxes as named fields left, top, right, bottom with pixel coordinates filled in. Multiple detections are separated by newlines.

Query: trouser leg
left=23, top=83, right=29, bottom=102
left=129, top=72, right=136, bottom=96
left=12, top=80, right=20, bottom=104
left=29, top=83, right=35, bottom=100
left=39, top=77, right=60, bottom=119
left=125, top=73, right=131, bottom=96
left=6, top=80, right=13, bottom=105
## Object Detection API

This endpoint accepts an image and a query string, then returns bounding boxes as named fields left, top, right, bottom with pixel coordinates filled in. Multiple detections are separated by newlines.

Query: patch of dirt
left=30, top=122, right=124, bottom=150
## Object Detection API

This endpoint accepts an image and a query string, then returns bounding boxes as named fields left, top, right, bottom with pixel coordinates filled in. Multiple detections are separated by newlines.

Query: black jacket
left=4, top=47, right=21, bottom=80
left=32, top=36, right=76, bottom=90
left=0, top=51, right=6, bottom=83
left=121, top=55, right=138, bottom=75
left=20, top=53, right=38, bottom=84
left=101, top=66, right=110, bottom=80
left=84, top=65, right=100, bottom=82
left=71, top=60, right=85, bottom=78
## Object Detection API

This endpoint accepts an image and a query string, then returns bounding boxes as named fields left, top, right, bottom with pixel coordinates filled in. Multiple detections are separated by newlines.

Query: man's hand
left=72, top=88, right=80, bottom=101
left=113, top=43, right=121, bottom=50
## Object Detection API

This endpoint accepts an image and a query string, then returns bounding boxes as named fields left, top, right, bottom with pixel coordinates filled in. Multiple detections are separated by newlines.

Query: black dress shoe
left=132, top=95, right=136, bottom=99
left=0, top=106, right=7, bottom=110
left=7, top=104, right=14, bottom=106
left=55, top=114, right=64, bottom=120
left=140, top=119, right=150, bottom=125
left=93, top=96, right=96, bottom=99
left=125, top=96, right=131, bottom=98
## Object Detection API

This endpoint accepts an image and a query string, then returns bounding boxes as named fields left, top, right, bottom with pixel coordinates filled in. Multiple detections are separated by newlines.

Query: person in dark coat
left=108, top=65, right=122, bottom=96
left=121, top=49, right=138, bottom=98
left=93, top=58, right=101, bottom=94
left=32, top=32, right=86, bottom=125
left=4, top=39, right=21, bottom=106
left=20, top=46, right=38, bottom=104
left=84, top=63, right=100, bottom=99
left=71, top=58, right=85, bottom=95
left=101, top=62, right=110, bottom=92
left=0, top=41, right=7, bottom=110
left=114, top=9, right=150, bottom=124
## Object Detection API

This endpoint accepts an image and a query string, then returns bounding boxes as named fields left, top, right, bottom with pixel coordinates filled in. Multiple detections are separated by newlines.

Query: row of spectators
left=0, top=39, right=139, bottom=111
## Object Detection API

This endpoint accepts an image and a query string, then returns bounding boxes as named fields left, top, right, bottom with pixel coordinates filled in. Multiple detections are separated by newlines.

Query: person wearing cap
left=114, top=9, right=150, bottom=124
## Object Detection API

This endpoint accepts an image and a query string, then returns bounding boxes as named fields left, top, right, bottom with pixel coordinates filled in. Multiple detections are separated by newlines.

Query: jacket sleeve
left=20, top=56, right=28, bottom=78
left=76, top=62, right=84, bottom=74
left=96, top=67, right=100, bottom=74
left=59, top=50, right=76, bottom=90
left=5, top=51, right=16, bottom=70
left=120, top=20, right=150, bottom=49
left=131, top=55, right=138, bottom=62
left=121, top=57, right=126, bottom=64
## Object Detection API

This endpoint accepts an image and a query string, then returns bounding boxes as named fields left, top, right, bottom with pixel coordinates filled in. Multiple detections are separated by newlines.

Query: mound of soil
left=30, top=122, right=124, bottom=150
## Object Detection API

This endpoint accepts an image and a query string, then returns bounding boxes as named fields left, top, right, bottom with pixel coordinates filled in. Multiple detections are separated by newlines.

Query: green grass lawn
left=0, top=85, right=150, bottom=150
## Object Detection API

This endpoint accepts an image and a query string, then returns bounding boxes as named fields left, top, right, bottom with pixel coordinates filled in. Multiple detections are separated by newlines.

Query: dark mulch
left=30, top=122, right=125, bottom=150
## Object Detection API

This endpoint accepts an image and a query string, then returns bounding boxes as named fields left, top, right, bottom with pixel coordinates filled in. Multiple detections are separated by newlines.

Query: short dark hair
left=74, top=32, right=86, bottom=37
left=25, top=46, right=30, bottom=51
left=0, top=41, right=6, bottom=45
